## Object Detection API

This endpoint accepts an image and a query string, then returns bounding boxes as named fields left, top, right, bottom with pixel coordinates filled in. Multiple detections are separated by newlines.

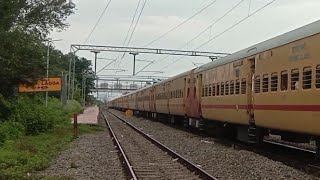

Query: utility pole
left=129, top=52, right=139, bottom=76
left=45, top=39, right=62, bottom=107
left=91, top=50, right=100, bottom=99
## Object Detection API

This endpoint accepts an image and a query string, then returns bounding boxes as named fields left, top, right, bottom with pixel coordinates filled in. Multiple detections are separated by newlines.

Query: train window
left=271, top=72, right=278, bottom=92
left=230, top=80, right=234, bottom=95
left=202, top=85, right=204, bottom=97
left=254, top=76, right=261, bottom=93
left=212, top=84, right=216, bottom=96
left=303, top=67, right=312, bottom=89
left=235, top=79, right=240, bottom=94
left=316, top=65, right=320, bottom=88
left=217, top=83, right=220, bottom=96
left=241, top=79, right=246, bottom=94
left=187, top=88, right=190, bottom=97
left=208, top=84, right=212, bottom=96
left=205, top=85, right=208, bottom=97
left=225, top=81, right=229, bottom=95
left=291, top=69, right=299, bottom=90
left=221, top=82, right=225, bottom=96
left=281, top=71, right=288, bottom=91
left=262, top=74, right=269, bottom=92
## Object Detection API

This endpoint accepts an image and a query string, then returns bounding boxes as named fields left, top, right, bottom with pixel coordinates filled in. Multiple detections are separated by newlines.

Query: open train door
left=150, top=87, right=156, bottom=114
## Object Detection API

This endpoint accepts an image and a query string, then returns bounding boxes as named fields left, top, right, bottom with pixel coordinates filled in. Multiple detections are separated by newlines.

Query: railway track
left=262, top=140, right=320, bottom=172
left=102, top=110, right=217, bottom=180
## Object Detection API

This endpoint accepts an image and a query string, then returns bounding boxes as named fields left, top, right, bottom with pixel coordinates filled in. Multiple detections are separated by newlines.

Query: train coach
left=108, top=20, right=320, bottom=158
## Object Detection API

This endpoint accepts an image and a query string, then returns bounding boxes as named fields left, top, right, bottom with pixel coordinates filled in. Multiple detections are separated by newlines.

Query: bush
left=0, top=121, right=25, bottom=140
left=63, top=100, right=84, bottom=116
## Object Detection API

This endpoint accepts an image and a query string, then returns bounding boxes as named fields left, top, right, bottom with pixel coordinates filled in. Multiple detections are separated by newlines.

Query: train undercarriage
left=112, top=107, right=320, bottom=161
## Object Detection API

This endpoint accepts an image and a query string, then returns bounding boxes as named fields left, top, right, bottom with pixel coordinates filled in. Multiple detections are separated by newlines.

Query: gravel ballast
left=38, top=129, right=126, bottom=180
left=110, top=109, right=319, bottom=180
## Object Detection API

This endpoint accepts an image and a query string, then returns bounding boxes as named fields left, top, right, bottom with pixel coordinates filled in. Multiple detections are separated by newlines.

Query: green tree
left=0, top=0, right=75, bottom=37
left=0, top=0, right=76, bottom=96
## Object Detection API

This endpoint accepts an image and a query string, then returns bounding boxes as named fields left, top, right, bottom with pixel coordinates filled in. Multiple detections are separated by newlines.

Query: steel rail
left=263, top=139, right=316, bottom=154
left=102, top=112, right=138, bottom=180
left=107, top=110, right=218, bottom=180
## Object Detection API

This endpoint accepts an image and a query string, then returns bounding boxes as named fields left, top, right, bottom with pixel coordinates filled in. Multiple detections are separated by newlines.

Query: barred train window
left=235, top=79, right=240, bottom=94
left=225, top=81, right=229, bottom=95
left=263, top=74, right=269, bottom=92
left=271, top=72, right=278, bottom=92
left=241, top=79, right=246, bottom=94
left=316, top=65, right=320, bottom=88
left=212, top=84, right=216, bottom=96
left=230, top=81, right=234, bottom=95
left=303, top=67, right=312, bottom=89
left=205, top=85, right=208, bottom=97
left=281, top=71, right=288, bottom=91
left=254, top=76, right=261, bottom=93
left=217, top=83, right=220, bottom=96
left=208, top=84, right=212, bottom=96
left=221, top=82, right=225, bottom=96
left=202, top=85, right=204, bottom=97
left=291, top=69, right=299, bottom=90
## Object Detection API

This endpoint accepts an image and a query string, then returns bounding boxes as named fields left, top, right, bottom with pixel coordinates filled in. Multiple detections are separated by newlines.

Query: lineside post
left=73, top=113, right=78, bottom=138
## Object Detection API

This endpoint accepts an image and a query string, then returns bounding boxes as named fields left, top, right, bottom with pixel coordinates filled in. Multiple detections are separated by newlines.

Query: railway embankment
left=109, top=109, right=319, bottom=180
left=0, top=96, right=101, bottom=179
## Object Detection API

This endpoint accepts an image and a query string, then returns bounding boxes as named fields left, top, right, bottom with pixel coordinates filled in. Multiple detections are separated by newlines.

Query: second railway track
left=102, top=110, right=217, bottom=180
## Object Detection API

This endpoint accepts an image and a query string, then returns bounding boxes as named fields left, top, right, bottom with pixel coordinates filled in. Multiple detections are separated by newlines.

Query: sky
left=51, top=0, right=320, bottom=85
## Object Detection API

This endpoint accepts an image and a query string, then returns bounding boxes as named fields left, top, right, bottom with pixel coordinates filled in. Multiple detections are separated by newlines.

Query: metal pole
left=45, top=41, right=50, bottom=107
left=68, top=48, right=73, bottom=101
left=130, top=52, right=138, bottom=76
left=72, top=52, right=76, bottom=100
left=83, top=76, right=86, bottom=107
left=133, top=55, right=136, bottom=76
left=91, top=50, right=100, bottom=99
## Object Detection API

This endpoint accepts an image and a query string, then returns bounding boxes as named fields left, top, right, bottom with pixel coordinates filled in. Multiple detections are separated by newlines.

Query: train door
left=247, top=57, right=255, bottom=121
left=166, top=82, right=170, bottom=114
left=185, top=70, right=201, bottom=119
left=247, top=57, right=258, bottom=142
left=150, top=88, right=155, bottom=112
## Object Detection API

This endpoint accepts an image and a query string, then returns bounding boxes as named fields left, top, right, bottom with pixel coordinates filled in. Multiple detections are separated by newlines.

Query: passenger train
left=108, top=20, right=320, bottom=158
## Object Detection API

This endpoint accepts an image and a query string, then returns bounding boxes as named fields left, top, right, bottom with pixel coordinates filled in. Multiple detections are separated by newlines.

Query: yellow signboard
left=19, top=77, right=62, bottom=92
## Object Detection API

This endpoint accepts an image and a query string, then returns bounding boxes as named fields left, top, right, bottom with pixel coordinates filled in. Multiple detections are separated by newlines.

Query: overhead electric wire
left=122, top=0, right=143, bottom=47
left=111, top=0, right=142, bottom=69
left=157, top=0, right=277, bottom=73
left=143, top=0, right=246, bottom=73
left=143, top=0, right=218, bottom=47
left=116, top=0, right=148, bottom=68
left=126, top=0, right=148, bottom=46
left=135, top=0, right=218, bottom=75
left=195, top=0, right=277, bottom=50
left=180, top=0, right=246, bottom=49
left=83, top=0, right=112, bottom=44
left=97, top=0, right=148, bottom=73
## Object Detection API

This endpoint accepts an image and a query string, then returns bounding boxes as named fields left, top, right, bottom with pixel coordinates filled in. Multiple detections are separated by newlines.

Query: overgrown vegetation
left=0, top=0, right=100, bottom=178
left=0, top=97, right=102, bottom=179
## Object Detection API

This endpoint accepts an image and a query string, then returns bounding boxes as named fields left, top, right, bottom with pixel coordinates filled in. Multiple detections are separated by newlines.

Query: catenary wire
left=83, top=0, right=112, bottom=44
left=141, top=0, right=246, bottom=74
left=157, top=0, right=277, bottom=73
left=143, top=0, right=218, bottom=47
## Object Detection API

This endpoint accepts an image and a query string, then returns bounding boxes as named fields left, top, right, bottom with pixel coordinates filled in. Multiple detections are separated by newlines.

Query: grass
left=0, top=124, right=104, bottom=180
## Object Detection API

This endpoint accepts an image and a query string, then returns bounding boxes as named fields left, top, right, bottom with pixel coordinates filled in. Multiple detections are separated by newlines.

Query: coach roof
left=195, top=19, right=320, bottom=73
